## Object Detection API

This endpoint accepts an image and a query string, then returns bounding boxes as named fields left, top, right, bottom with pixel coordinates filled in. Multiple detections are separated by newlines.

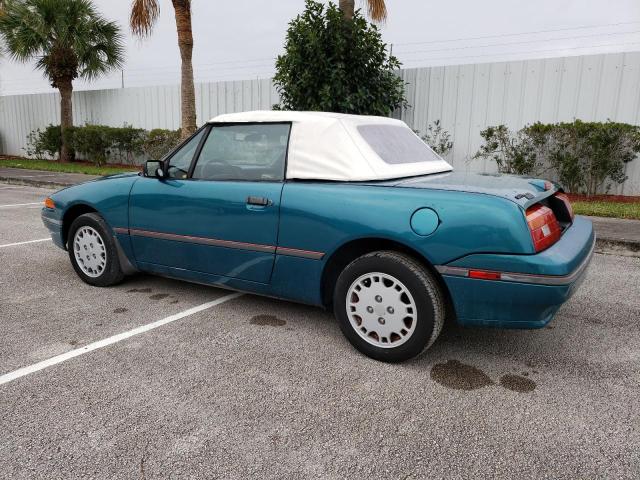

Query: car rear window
left=357, top=124, right=443, bottom=165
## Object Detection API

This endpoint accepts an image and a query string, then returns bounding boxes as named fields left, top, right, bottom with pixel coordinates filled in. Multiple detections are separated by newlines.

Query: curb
left=0, top=176, right=74, bottom=190
left=595, top=238, right=640, bottom=258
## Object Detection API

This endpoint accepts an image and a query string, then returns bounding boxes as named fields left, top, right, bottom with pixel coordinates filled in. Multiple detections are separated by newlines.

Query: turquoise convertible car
left=42, top=111, right=595, bottom=362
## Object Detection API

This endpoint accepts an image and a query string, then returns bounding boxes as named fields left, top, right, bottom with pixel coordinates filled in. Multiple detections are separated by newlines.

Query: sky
left=1, top=0, right=640, bottom=96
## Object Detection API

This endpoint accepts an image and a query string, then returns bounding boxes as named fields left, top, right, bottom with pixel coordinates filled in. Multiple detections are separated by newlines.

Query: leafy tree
left=274, top=0, right=406, bottom=116
left=130, top=0, right=196, bottom=139
left=338, top=0, right=386, bottom=22
left=0, top=0, right=124, bottom=162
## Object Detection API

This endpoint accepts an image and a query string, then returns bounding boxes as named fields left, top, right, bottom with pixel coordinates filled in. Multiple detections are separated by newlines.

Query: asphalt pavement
left=1, top=183, right=639, bottom=479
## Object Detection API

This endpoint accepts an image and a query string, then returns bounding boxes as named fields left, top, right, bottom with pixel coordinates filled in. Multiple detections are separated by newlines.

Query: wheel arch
left=320, top=237, right=455, bottom=317
left=61, top=203, right=99, bottom=248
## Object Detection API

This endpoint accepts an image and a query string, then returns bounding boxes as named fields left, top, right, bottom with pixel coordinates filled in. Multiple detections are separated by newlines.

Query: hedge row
left=25, top=124, right=182, bottom=165
left=473, top=120, right=640, bottom=196
left=26, top=120, right=640, bottom=195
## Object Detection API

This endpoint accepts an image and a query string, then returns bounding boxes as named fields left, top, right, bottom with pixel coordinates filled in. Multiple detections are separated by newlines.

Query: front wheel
left=68, top=213, right=124, bottom=287
left=333, top=251, right=445, bottom=362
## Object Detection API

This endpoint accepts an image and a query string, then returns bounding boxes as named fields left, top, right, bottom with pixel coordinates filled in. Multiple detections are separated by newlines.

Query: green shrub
left=143, top=128, right=181, bottom=160
left=25, top=124, right=153, bottom=164
left=273, top=0, right=406, bottom=115
left=420, top=120, right=453, bottom=157
left=24, top=124, right=62, bottom=159
left=109, top=124, right=146, bottom=164
left=474, top=120, right=640, bottom=195
left=529, top=120, right=640, bottom=195
left=473, top=125, right=544, bottom=176
left=71, top=125, right=112, bottom=166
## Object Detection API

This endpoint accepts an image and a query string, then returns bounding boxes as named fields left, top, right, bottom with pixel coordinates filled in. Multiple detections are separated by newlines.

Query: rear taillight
left=525, top=204, right=562, bottom=252
left=554, top=192, right=575, bottom=221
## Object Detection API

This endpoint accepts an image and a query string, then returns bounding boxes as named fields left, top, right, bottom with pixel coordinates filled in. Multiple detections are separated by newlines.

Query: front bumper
left=437, top=216, right=595, bottom=328
left=41, top=209, right=65, bottom=249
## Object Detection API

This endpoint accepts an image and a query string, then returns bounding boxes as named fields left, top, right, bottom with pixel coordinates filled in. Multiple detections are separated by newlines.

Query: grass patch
left=0, top=158, right=138, bottom=176
left=573, top=201, right=640, bottom=220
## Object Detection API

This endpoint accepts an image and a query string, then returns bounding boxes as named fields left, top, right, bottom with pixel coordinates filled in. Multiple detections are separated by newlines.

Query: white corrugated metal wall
left=1, top=52, right=639, bottom=193
left=396, top=52, right=640, bottom=194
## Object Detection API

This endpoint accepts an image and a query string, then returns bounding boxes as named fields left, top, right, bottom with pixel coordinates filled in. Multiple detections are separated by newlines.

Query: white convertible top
left=210, top=111, right=452, bottom=181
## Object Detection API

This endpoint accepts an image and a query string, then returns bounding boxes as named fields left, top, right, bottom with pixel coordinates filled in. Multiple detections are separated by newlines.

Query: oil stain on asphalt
left=127, top=288, right=152, bottom=293
left=430, top=360, right=494, bottom=390
left=113, top=307, right=128, bottom=313
left=250, top=315, right=286, bottom=327
left=499, top=374, right=537, bottom=392
left=149, top=293, right=169, bottom=300
left=431, top=360, right=537, bottom=393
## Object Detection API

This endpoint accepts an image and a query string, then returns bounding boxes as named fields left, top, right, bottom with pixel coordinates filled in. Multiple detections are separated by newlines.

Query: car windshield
left=357, top=124, right=443, bottom=165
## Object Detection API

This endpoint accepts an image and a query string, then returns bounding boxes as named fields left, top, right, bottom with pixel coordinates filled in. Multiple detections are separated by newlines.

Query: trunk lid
left=385, top=171, right=556, bottom=209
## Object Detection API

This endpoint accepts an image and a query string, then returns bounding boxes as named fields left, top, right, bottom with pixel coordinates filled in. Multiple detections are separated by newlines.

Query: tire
left=67, top=213, right=124, bottom=287
left=333, top=251, right=445, bottom=362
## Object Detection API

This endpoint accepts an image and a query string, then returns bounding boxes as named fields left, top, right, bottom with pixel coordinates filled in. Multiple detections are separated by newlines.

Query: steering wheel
left=167, top=165, right=189, bottom=178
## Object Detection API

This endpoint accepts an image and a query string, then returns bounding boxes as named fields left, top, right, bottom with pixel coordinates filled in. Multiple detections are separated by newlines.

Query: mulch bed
left=567, top=194, right=640, bottom=204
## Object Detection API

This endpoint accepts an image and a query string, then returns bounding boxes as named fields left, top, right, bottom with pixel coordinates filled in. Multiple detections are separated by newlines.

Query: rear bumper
left=437, top=216, right=595, bottom=328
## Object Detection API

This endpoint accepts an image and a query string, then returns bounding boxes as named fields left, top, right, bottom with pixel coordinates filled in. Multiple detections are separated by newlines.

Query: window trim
left=162, top=125, right=209, bottom=179
left=186, top=121, right=293, bottom=183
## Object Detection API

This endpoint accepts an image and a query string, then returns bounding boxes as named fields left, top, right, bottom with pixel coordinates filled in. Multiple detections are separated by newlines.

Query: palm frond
left=0, top=0, right=124, bottom=85
left=78, top=18, right=125, bottom=80
left=365, top=0, right=387, bottom=23
left=130, top=0, right=159, bottom=38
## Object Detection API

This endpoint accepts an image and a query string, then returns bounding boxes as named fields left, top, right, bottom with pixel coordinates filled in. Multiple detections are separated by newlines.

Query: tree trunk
left=173, top=0, right=197, bottom=139
left=339, top=0, right=355, bottom=20
left=58, top=79, right=74, bottom=162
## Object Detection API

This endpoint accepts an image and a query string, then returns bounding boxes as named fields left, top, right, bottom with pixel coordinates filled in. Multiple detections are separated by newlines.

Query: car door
left=128, top=122, right=291, bottom=284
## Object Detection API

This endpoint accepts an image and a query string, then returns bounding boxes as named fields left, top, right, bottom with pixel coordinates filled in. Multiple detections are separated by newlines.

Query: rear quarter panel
left=279, top=182, right=533, bottom=263
left=272, top=182, right=533, bottom=304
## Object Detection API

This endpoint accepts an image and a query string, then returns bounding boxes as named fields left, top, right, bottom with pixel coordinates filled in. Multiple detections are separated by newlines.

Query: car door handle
left=246, top=196, right=272, bottom=206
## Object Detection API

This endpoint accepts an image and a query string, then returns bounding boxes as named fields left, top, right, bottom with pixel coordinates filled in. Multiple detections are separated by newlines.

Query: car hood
left=383, top=171, right=558, bottom=208
left=93, top=172, right=140, bottom=182
left=52, top=171, right=140, bottom=194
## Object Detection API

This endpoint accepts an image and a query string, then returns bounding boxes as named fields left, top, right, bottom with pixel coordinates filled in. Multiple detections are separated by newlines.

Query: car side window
left=192, top=124, right=290, bottom=182
left=166, top=129, right=205, bottom=179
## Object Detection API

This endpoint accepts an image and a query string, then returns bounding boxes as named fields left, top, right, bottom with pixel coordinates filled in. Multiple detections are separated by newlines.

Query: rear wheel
left=68, top=213, right=124, bottom=287
left=333, top=251, right=445, bottom=362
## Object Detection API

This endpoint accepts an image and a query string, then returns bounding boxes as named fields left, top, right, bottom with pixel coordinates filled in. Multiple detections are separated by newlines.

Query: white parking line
left=0, top=238, right=51, bottom=248
left=0, top=292, right=243, bottom=386
left=0, top=202, right=42, bottom=208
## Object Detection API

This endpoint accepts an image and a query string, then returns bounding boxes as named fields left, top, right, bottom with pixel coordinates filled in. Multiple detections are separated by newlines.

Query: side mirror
left=144, top=160, right=165, bottom=179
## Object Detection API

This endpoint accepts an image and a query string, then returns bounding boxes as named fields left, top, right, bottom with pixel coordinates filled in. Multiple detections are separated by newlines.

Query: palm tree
left=130, top=0, right=196, bottom=139
left=339, top=0, right=387, bottom=22
left=0, top=0, right=124, bottom=162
